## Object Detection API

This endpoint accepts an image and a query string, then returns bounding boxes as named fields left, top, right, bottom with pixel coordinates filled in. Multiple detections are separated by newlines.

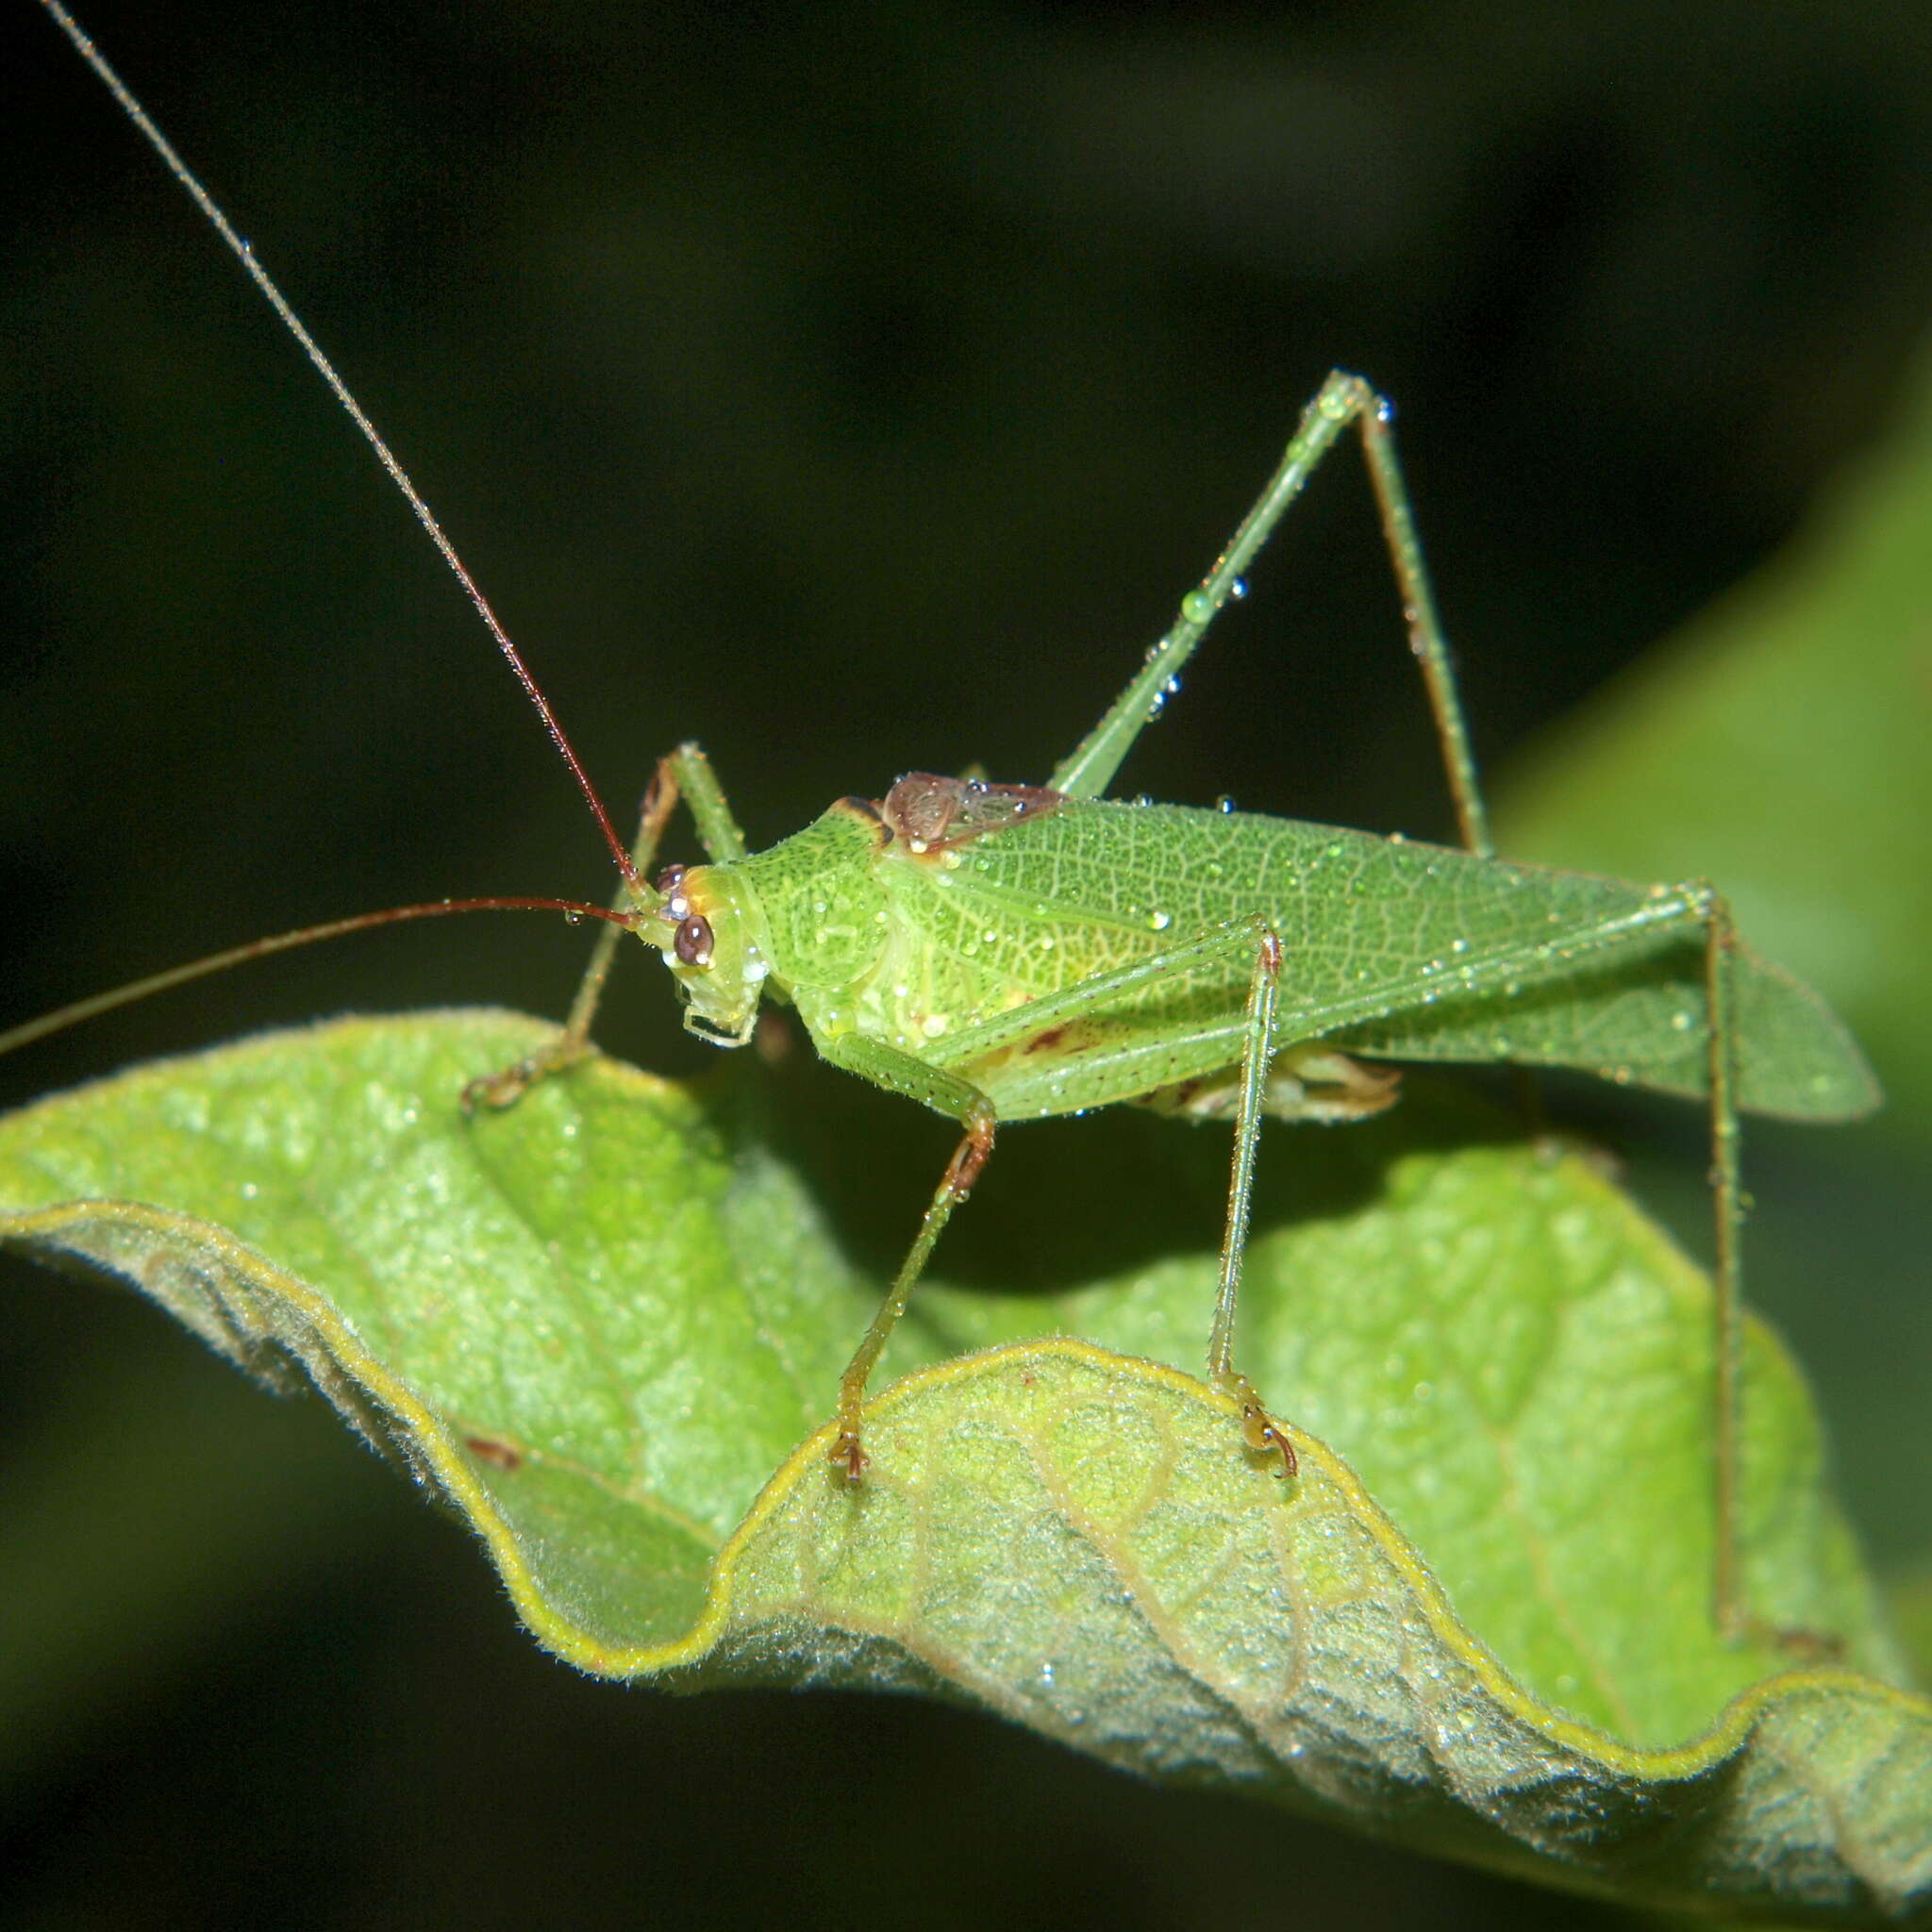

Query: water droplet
left=563, top=908, right=583, bottom=926
left=1181, top=590, right=1213, bottom=624
left=1149, top=910, right=1172, bottom=930
left=1318, top=387, right=1351, bottom=421
left=922, top=1014, right=948, bottom=1040
left=1450, top=936, right=1469, bottom=954
left=908, top=838, right=928, bottom=855
left=1229, top=576, right=1248, bottom=600
left=1215, top=794, right=1235, bottom=813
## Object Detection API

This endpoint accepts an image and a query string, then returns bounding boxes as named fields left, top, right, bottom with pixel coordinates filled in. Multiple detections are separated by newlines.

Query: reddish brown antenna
left=37, top=0, right=645, bottom=896
left=0, top=899, right=641, bottom=1059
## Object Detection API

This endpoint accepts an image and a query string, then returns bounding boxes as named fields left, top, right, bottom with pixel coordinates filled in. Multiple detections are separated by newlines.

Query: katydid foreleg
left=465, top=741, right=749, bottom=1108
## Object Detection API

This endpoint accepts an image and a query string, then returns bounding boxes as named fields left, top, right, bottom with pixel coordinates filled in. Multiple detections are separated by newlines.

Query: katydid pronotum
left=11, top=2, right=1881, bottom=1646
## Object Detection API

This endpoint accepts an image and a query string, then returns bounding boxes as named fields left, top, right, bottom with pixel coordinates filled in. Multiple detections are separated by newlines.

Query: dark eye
left=674, top=914, right=714, bottom=967
left=654, top=864, right=687, bottom=896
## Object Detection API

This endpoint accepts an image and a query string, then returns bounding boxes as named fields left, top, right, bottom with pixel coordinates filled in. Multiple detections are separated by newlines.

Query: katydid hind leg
left=1204, top=920, right=1299, bottom=1477
left=933, top=874, right=1763, bottom=1624
left=462, top=743, right=745, bottom=1111
left=1700, top=886, right=1751, bottom=1644
left=1621, top=881, right=1787, bottom=1651
left=1049, top=372, right=1492, bottom=861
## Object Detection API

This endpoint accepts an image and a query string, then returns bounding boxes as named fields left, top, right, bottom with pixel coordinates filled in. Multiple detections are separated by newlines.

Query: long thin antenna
left=0, top=899, right=640, bottom=1059
left=37, top=0, right=643, bottom=893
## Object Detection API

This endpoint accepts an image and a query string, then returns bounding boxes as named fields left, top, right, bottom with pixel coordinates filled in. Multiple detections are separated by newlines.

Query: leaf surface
left=2, top=1009, right=1926, bottom=1920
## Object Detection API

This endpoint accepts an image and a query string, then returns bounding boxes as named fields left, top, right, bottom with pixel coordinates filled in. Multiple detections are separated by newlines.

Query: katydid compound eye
left=654, top=864, right=688, bottom=896
left=674, top=914, right=714, bottom=967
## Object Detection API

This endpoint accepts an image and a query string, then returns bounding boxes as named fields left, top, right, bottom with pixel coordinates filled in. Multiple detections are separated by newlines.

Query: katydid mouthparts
left=13, top=0, right=1881, bottom=1648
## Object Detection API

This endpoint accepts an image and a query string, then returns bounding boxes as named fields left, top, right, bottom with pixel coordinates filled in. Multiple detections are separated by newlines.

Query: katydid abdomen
left=679, top=784, right=1878, bottom=1131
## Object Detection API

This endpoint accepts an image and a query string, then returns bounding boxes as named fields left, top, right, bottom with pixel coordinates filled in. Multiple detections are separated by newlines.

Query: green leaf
left=1499, top=344, right=1932, bottom=1141
left=3, top=1009, right=1926, bottom=1920
left=1494, top=338, right=1932, bottom=1614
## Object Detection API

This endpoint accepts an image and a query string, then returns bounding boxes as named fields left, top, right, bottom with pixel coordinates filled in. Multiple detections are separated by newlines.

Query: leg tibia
left=1048, top=372, right=1491, bottom=861
left=819, top=1035, right=999, bottom=1480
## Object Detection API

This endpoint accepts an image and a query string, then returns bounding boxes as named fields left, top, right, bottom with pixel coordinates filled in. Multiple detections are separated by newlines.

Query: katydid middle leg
left=462, top=741, right=747, bottom=1110
left=813, top=1035, right=998, bottom=1480
left=823, top=917, right=1307, bottom=1479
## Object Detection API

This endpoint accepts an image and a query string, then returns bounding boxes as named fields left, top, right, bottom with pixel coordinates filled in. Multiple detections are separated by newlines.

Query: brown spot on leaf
left=465, top=1436, right=524, bottom=1472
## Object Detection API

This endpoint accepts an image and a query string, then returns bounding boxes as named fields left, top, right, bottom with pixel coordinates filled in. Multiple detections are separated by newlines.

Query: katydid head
left=642, top=862, right=769, bottom=1047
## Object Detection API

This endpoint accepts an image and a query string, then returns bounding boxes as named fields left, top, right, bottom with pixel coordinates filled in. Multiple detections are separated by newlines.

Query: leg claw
left=828, top=1429, right=869, bottom=1484
left=1240, top=1402, right=1297, bottom=1479
left=460, top=1062, right=533, bottom=1115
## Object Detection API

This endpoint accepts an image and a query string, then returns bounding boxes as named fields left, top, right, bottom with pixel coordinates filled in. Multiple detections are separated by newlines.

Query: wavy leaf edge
left=10, top=1186, right=1924, bottom=1765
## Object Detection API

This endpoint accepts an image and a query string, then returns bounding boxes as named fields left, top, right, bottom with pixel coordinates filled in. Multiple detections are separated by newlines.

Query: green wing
left=916, top=800, right=1879, bottom=1124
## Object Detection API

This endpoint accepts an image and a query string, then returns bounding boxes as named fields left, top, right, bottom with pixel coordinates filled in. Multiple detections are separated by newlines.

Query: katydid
left=14, top=2, right=1881, bottom=1648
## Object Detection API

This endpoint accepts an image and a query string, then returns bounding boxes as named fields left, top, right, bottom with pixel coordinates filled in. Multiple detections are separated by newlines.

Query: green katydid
left=15, top=1, right=1881, bottom=1646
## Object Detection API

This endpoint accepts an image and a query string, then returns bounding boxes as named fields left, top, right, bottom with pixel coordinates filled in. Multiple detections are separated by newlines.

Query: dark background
left=4, top=2, right=1929, bottom=1925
